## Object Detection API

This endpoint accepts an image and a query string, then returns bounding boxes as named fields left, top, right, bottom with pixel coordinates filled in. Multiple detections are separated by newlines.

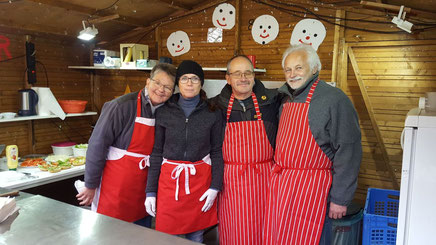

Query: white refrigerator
left=396, top=108, right=436, bottom=245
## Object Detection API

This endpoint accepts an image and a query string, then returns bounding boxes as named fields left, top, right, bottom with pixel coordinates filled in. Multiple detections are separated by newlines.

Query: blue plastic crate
left=362, top=188, right=399, bottom=245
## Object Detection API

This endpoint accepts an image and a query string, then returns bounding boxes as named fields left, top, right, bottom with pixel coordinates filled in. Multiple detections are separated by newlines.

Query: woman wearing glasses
left=145, top=60, right=223, bottom=243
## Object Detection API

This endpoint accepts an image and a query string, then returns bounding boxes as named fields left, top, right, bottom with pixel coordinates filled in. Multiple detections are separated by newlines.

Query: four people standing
left=80, top=45, right=361, bottom=244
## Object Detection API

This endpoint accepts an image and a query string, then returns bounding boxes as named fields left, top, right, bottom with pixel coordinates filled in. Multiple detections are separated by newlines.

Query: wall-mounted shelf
left=68, top=66, right=267, bottom=73
left=0, top=112, right=97, bottom=123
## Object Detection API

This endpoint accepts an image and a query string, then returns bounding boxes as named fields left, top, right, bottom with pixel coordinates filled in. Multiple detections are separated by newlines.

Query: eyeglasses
left=150, top=78, right=173, bottom=93
left=228, top=71, right=255, bottom=79
left=179, top=76, right=201, bottom=84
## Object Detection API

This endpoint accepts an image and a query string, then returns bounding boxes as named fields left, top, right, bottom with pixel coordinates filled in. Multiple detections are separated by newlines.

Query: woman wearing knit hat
left=145, top=60, right=224, bottom=242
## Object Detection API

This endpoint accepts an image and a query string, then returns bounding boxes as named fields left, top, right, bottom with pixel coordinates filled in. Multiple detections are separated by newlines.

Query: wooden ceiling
left=0, top=0, right=435, bottom=43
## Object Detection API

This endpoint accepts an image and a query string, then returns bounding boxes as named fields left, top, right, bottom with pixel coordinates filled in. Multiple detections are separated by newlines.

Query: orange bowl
left=58, top=100, right=88, bottom=113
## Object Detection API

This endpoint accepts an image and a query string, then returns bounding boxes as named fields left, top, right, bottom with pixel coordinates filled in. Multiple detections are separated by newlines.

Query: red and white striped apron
left=94, top=89, right=154, bottom=222
left=218, top=92, right=273, bottom=245
left=264, top=80, right=333, bottom=245
left=156, top=155, right=217, bottom=235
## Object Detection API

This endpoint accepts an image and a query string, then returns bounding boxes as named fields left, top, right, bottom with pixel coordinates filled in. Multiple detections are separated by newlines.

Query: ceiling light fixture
left=77, top=21, right=98, bottom=40
left=391, top=5, right=413, bottom=33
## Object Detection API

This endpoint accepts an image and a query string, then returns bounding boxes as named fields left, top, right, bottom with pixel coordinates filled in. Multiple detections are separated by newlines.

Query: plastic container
left=331, top=209, right=363, bottom=245
left=73, top=144, right=88, bottom=157
left=51, top=142, right=76, bottom=156
left=58, top=100, right=87, bottom=113
left=6, top=145, right=19, bottom=170
left=363, top=188, right=399, bottom=245
left=1, top=112, right=17, bottom=119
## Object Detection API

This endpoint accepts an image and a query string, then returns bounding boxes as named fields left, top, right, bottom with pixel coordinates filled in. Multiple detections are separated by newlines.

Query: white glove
left=199, top=189, right=218, bottom=212
left=144, top=197, right=156, bottom=217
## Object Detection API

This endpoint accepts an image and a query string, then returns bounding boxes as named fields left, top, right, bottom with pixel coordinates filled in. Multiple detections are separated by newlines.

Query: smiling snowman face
left=290, top=19, right=326, bottom=51
left=166, top=31, right=191, bottom=57
left=251, top=15, right=279, bottom=45
left=212, top=3, right=236, bottom=30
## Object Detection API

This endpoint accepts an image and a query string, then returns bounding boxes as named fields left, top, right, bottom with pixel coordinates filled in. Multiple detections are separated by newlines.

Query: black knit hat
left=176, top=60, right=204, bottom=86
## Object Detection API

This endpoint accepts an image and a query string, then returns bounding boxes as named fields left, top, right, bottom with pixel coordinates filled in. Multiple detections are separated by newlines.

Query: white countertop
left=0, top=158, right=85, bottom=190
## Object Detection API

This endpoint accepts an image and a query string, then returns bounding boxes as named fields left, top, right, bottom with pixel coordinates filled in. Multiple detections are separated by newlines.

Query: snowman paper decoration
left=212, top=3, right=236, bottom=29
left=166, top=31, right=191, bottom=57
left=290, top=19, right=326, bottom=51
left=251, top=15, right=279, bottom=45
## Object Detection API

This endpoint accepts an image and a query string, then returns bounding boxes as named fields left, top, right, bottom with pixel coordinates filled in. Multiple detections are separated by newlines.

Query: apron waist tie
left=107, top=146, right=150, bottom=170
left=225, top=159, right=272, bottom=175
left=170, top=163, right=196, bottom=201
left=164, top=155, right=211, bottom=201
left=138, top=155, right=150, bottom=170
left=272, top=164, right=331, bottom=174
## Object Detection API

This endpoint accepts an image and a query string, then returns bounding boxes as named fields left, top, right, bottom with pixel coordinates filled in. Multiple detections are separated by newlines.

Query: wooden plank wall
left=339, top=10, right=436, bottom=203
left=0, top=26, right=93, bottom=156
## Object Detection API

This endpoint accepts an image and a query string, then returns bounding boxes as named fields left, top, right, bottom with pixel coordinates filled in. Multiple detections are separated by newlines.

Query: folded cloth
left=0, top=197, right=19, bottom=223
left=74, top=180, right=86, bottom=193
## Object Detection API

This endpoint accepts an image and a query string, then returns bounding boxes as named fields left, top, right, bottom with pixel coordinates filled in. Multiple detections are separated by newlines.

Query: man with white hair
left=264, top=44, right=362, bottom=245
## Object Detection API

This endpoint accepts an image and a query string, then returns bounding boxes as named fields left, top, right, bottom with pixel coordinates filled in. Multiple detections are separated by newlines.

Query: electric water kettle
left=18, top=89, right=38, bottom=116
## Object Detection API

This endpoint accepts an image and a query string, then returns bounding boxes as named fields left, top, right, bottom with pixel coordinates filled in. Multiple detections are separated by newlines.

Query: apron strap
left=136, top=89, right=143, bottom=116
left=226, top=94, right=235, bottom=122
left=252, top=92, right=262, bottom=121
left=226, top=92, right=261, bottom=122
left=305, top=79, right=319, bottom=104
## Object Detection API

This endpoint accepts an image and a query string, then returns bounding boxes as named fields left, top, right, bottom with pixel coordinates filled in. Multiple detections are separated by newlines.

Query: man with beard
left=264, top=44, right=362, bottom=245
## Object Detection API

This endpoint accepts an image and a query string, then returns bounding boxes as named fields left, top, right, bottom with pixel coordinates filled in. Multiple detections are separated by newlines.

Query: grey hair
left=281, top=44, right=322, bottom=72
left=226, top=55, right=254, bottom=74
left=150, top=63, right=177, bottom=84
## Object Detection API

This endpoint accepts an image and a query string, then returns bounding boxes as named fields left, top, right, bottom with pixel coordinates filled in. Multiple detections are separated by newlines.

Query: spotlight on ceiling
left=78, top=21, right=98, bottom=41
left=391, top=5, right=413, bottom=33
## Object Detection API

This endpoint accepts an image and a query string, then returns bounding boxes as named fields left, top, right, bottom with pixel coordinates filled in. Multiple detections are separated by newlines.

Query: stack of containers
left=363, top=188, right=399, bottom=245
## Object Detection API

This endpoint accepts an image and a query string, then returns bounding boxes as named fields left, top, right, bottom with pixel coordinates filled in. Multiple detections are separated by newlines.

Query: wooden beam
left=348, top=47, right=400, bottom=189
left=360, top=1, right=411, bottom=12
left=349, top=40, right=436, bottom=47
left=100, top=0, right=228, bottom=46
left=88, top=14, right=120, bottom=24
left=157, top=0, right=192, bottom=11
left=0, top=23, right=74, bottom=41
left=234, top=0, right=241, bottom=56
left=25, top=0, right=145, bottom=27
left=338, top=41, right=347, bottom=92
left=331, top=9, right=344, bottom=85
left=360, top=1, right=436, bottom=19
left=155, top=26, right=162, bottom=59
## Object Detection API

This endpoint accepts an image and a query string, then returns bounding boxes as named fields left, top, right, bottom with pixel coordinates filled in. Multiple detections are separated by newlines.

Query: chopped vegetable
left=74, top=144, right=88, bottom=149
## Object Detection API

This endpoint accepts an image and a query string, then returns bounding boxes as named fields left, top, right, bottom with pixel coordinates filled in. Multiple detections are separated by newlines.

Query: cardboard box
left=120, top=44, right=149, bottom=68
left=93, top=50, right=119, bottom=67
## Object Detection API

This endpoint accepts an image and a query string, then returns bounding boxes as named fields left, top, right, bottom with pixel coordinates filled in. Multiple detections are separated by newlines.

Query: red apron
left=264, top=80, right=333, bottom=245
left=156, top=155, right=217, bottom=235
left=218, top=92, right=273, bottom=245
left=95, top=89, right=154, bottom=222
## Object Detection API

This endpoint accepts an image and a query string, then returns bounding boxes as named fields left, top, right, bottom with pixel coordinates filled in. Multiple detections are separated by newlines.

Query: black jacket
left=146, top=93, right=224, bottom=193
left=210, top=79, right=280, bottom=148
